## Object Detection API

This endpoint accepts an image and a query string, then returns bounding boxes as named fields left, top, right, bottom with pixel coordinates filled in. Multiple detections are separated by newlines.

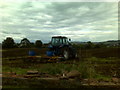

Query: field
left=1, top=47, right=120, bottom=89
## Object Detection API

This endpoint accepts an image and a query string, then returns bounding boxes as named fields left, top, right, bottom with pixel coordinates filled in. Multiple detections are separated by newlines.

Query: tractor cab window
left=51, top=38, right=61, bottom=45
left=63, top=38, right=69, bottom=44
left=51, top=37, right=69, bottom=46
left=59, top=38, right=63, bottom=44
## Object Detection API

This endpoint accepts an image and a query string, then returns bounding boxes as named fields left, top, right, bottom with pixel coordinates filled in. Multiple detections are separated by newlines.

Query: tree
left=85, top=41, right=94, bottom=49
left=35, top=40, right=43, bottom=48
left=19, top=38, right=31, bottom=48
left=94, top=44, right=101, bottom=48
left=2, top=37, right=15, bottom=48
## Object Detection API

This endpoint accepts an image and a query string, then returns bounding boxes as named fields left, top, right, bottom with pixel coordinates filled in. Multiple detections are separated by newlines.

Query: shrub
left=35, top=40, right=43, bottom=48
left=2, top=37, right=15, bottom=48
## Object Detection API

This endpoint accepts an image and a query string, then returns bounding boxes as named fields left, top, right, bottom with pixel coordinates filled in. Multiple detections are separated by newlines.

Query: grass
left=3, top=60, right=89, bottom=76
left=87, top=57, right=119, bottom=62
left=3, top=57, right=118, bottom=79
left=3, top=66, right=28, bottom=75
left=2, top=59, right=115, bottom=88
left=95, top=74, right=112, bottom=82
left=3, top=59, right=93, bottom=78
left=2, top=57, right=114, bottom=78
left=2, top=48, right=120, bottom=88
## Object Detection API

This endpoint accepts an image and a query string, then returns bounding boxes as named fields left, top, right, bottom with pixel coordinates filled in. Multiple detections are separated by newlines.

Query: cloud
left=0, top=2, right=118, bottom=43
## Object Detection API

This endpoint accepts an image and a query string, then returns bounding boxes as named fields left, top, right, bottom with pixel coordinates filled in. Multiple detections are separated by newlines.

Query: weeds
left=3, top=59, right=97, bottom=79
left=2, top=56, right=120, bottom=88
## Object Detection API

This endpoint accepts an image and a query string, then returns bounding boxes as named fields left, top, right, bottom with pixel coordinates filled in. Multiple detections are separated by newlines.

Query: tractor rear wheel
left=62, top=48, right=70, bottom=60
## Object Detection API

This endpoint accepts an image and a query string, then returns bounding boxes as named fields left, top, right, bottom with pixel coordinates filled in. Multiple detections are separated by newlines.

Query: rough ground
left=2, top=47, right=120, bottom=88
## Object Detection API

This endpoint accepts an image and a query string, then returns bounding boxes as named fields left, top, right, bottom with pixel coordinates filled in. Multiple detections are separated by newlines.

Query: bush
left=2, top=37, right=15, bottom=48
left=35, top=40, right=42, bottom=48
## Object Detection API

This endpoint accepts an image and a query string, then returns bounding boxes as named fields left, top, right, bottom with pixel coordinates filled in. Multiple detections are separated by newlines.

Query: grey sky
left=0, top=1, right=118, bottom=43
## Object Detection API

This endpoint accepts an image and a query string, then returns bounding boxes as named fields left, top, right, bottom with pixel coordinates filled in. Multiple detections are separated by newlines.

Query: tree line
left=2, top=37, right=119, bottom=49
left=2, top=37, right=43, bottom=48
left=72, top=41, right=117, bottom=49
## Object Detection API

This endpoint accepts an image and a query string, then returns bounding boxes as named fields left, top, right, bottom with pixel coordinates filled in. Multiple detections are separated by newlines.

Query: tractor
left=46, top=36, right=77, bottom=60
left=14, top=36, right=78, bottom=62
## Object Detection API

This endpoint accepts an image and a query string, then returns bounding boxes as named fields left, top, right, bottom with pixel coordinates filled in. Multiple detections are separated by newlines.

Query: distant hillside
left=72, top=40, right=120, bottom=46
left=102, top=40, right=119, bottom=46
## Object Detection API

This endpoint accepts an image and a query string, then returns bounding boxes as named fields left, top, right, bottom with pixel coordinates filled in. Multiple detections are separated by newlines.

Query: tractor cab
left=51, top=36, right=70, bottom=46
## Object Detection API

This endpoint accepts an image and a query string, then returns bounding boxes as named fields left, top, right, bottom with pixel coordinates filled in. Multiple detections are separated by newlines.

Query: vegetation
left=73, top=42, right=108, bottom=50
left=2, top=37, right=16, bottom=48
left=2, top=37, right=119, bottom=49
left=2, top=56, right=120, bottom=88
left=2, top=37, right=43, bottom=49
left=35, top=40, right=43, bottom=48
left=1, top=37, right=120, bottom=88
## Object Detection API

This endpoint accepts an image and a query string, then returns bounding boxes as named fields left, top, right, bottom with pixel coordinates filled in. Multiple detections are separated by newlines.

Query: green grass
left=95, top=74, right=112, bottom=82
left=3, top=57, right=120, bottom=78
left=3, top=57, right=120, bottom=88
left=2, top=48, right=120, bottom=88
left=2, top=59, right=103, bottom=79
left=86, top=57, right=119, bottom=63
left=3, top=66, right=29, bottom=75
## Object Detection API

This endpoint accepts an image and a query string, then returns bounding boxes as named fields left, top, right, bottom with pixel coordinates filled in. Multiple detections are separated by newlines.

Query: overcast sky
left=0, top=1, right=118, bottom=43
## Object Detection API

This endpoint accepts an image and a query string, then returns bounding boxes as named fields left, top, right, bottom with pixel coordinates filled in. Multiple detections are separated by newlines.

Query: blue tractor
left=47, top=36, right=78, bottom=60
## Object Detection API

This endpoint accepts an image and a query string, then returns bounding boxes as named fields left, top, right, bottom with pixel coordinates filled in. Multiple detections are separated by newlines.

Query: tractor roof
left=52, top=36, right=67, bottom=38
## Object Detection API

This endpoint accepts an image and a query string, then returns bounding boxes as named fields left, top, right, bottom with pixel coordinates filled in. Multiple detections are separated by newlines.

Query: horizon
left=0, top=36, right=119, bottom=44
left=0, top=2, right=118, bottom=43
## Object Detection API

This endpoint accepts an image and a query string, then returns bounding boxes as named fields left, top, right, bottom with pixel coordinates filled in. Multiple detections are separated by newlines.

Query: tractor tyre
left=62, top=48, right=70, bottom=60
left=71, top=48, right=78, bottom=59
